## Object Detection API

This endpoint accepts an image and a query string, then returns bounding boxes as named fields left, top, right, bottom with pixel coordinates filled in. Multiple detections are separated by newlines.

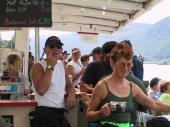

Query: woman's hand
left=100, top=103, right=111, bottom=117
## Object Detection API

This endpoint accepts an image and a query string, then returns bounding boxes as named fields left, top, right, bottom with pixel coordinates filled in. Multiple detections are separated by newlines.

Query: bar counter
left=0, top=100, right=37, bottom=127
left=0, top=100, right=37, bottom=107
left=0, top=93, right=88, bottom=127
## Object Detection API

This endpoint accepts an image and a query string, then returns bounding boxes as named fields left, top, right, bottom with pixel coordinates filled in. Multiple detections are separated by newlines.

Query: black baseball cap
left=45, top=36, right=63, bottom=49
left=40, top=36, right=63, bottom=60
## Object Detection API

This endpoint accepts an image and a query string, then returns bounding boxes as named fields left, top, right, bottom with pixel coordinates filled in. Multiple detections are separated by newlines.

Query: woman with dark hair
left=86, top=42, right=170, bottom=127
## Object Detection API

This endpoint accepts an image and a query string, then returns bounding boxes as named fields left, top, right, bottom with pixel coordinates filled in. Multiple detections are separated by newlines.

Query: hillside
left=28, top=16, right=170, bottom=63
left=112, top=16, right=170, bottom=63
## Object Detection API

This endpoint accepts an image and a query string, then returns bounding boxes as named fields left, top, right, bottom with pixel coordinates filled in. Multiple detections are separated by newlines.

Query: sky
left=133, top=0, right=170, bottom=24
left=0, top=0, right=170, bottom=40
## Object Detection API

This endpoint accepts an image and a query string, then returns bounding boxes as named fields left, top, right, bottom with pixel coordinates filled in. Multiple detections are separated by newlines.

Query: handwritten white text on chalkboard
left=7, top=0, right=40, bottom=7
left=7, top=0, right=17, bottom=6
left=1, top=0, right=52, bottom=27
left=19, top=0, right=31, bottom=6
left=4, top=18, right=36, bottom=26
left=6, top=6, right=17, bottom=13
left=4, top=17, right=51, bottom=26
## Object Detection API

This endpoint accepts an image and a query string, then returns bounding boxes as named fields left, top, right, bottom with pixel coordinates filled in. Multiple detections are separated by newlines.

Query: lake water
left=144, top=64, right=170, bottom=81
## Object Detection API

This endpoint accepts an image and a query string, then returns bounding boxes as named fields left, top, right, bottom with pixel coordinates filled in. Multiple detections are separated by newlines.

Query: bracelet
left=98, top=110, right=105, bottom=118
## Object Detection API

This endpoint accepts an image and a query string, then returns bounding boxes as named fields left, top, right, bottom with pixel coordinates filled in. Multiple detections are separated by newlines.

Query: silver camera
left=110, top=101, right=127, bottom=112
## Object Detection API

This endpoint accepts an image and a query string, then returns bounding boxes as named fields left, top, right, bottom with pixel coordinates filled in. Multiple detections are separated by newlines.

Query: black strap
left=130, top=82, right=132, bottom=94
left=40, top=52, right=44, bottom=60
left=129, top=82, right=134, bottom=98
left=104, top=80, right=109, bottom=93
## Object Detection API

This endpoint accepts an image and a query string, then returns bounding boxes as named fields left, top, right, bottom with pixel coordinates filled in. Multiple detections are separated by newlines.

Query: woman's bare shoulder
left=93, top=79, right=108, bottom=98
left=129, top=81, right=142, bottom=97
left=96, top=79, right=108, bottom=89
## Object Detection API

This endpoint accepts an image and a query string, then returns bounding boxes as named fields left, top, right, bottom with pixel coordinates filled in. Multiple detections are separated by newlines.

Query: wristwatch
left=46, top=65, right=54, bottom=71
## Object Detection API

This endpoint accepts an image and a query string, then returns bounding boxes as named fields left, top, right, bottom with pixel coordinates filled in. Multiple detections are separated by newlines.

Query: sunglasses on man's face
left=48, top=44, right=62, bottom=49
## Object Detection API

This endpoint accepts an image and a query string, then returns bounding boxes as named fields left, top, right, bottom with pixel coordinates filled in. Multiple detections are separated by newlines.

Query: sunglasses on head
left=48, top=44, right=62, bottom=49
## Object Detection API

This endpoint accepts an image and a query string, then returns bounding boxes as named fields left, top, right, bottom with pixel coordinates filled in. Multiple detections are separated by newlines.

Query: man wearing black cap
left=31, top=36, right=76, bottom=127
left=80, top=41, right=117, bottom=93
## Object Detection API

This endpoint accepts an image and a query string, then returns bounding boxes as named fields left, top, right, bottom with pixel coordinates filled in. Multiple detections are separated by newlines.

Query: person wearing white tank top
left=31, top=36, right=76, bottom=127
left=66, top=48, right=86, bottom=86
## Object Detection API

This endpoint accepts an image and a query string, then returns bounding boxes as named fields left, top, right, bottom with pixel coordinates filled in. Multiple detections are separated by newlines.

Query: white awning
left=50, top=0, right=161, bottom=34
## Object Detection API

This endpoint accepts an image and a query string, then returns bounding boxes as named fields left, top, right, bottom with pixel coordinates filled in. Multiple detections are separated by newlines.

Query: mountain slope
left=112, top=16, right=170, bottom=62
left=29, top=16, right=170, bottom=63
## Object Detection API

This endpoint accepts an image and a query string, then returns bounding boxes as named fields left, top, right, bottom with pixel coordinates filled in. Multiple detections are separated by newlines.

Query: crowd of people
left=2, top=35, right=170, bottom=127
left=30, top=36, right=170, bottom=127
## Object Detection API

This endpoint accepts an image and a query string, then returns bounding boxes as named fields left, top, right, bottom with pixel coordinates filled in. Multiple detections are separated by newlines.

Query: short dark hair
left=81, top=55, right=89, bottom=63
left=102, top=41, right=117, bottom=55
left=90, top=47, right=102, bottom=55
left=150, top=77, right=160, bottom=88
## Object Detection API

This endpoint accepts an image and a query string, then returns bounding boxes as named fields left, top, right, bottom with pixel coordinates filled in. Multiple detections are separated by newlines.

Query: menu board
left=0, top=0, right=52, bottom=27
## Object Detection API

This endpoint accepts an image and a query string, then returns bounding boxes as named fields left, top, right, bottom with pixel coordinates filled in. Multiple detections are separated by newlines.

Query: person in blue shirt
left=148, top=77, right=161, bottom=101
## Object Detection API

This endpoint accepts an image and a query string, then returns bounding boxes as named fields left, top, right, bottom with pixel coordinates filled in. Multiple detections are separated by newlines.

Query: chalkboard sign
left=0, top=0, right=52, bottom=27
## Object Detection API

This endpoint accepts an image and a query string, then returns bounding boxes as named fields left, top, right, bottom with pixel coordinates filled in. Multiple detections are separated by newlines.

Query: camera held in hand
left=110, top=101, right=127, bottom=112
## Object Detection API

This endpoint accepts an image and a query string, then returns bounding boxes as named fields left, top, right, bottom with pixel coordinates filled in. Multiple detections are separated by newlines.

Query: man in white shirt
left=31, top=36, right=76, bottom=127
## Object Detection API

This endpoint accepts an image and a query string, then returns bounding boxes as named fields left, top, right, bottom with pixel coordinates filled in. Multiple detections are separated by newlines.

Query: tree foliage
left=0, top=32, right=15, bottom=48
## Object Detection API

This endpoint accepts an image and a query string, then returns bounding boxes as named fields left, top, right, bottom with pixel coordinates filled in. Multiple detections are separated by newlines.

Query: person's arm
left=31, top=63, right=52, bottom=96
left=31, top=53, right=57, bottom=96
left=80, top=63, right=96, bottom=93
left=79, top=81, right=94, bottom=93
left=65, top=70, right=76, bottom=109
left=133, top=83, right=170, bottom=112
left=66, top=64, right=84, bottom=81
left=86, top=81, right=110, bottom=121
